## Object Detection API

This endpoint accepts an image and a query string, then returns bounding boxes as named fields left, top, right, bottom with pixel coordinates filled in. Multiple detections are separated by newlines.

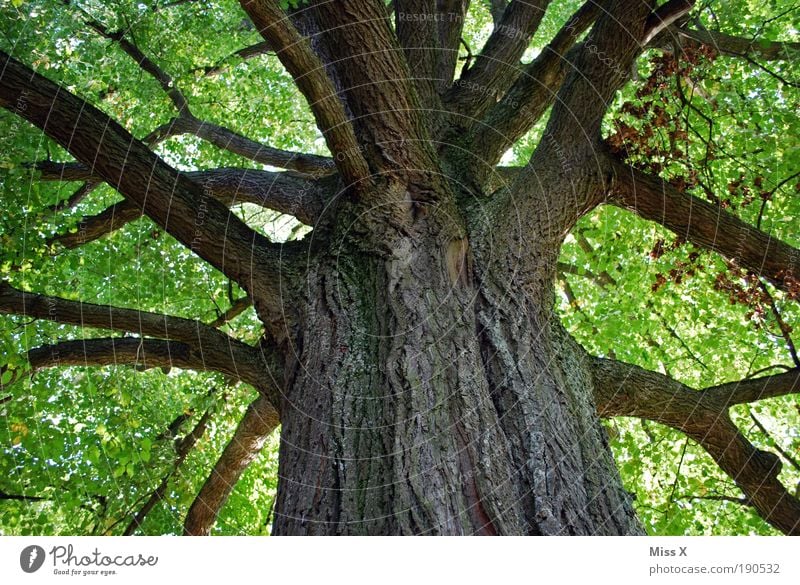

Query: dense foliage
left=1, top=0, right=798, bottom=535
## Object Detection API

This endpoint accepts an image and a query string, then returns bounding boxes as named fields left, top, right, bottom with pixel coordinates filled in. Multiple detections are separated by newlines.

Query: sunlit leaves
left=1, top=0, right=798, bottom=537
left=558, top=0, right=800, bottom=535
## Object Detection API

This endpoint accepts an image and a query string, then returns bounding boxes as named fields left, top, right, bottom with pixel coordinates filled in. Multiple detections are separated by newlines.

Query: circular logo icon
left=20, top=545, right=46, bottom=573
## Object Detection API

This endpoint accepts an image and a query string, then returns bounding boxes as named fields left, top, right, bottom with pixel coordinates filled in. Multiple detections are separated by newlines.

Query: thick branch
left=435, top=0, right=470, bottom=93
left=172, top=116, right=334, bottom=176
left=393, top=1, right=467, bottom=101
left=704, top=369, right=800, bottom=407
left=491, top=0, right=653, bottom=232
left=299, top=0, right=440, bottom=176
left=32, top=161, right=96, bottom=183
left=20, top=338, right=201, bottom=377
left=0, top=283, right=271, bottom=389
left=396, top=1, right=442, bottom=111
left=642, top=0, right=694, bottom=45
left=192, top=167, right=326, bottom=223
left=52, top=167, right=327, bottom=248
left=445, top=0, right=551, bottom=119
left=488, top=0, right=506, bottom=26
left=239, top=0, right=369, bottom=185
left=0, top=51, right=284, bottom=305
left=184, top=395, right=278, bottom=535
left=470, top=0, right=603, bottom=169
left=0, top=282, right=222, bottom=346
left=539, top=0, right=663, bottom=150
left=590, top=357, right=800, bottom=535
left=610, top=159, right=800, bottom=296
left=676, top=26, right=800, bottom=61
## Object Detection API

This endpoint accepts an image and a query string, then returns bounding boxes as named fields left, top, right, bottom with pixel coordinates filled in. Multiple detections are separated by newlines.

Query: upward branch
left=434, top=0, right=469, bottom=93
left=537, top=0, right=669, bottom=152
left=239, top=0, right=370, bottom=185
left=394, top=1, right=469, bottom=109
left=446, top=0, right=551, bottom=119
left=492, top=1, right=662, bottom=238
left=184, top=395, right=279, bottom=535
left=395, top=1, right=443, bottom=112
left=469, top=0, right=603, bottom=170
left=299, top=0, right=441, bottom=177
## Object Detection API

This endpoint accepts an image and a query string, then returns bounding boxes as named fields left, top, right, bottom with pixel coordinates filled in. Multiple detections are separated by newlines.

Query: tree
left=0, top=0, right=798, bottom=536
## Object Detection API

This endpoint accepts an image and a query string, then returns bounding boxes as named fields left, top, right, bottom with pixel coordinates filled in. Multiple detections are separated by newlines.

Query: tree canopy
left=0, top=0, right=799, bottom=535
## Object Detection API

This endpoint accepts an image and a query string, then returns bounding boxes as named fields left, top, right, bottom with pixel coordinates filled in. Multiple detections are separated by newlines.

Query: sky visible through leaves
left=0, top=0, right=798, bottom=535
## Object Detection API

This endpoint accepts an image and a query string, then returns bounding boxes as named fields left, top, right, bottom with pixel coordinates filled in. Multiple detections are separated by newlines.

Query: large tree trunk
left=5, top=0, right=800, bottom=538
left=272, top=179, right=642, bottom=535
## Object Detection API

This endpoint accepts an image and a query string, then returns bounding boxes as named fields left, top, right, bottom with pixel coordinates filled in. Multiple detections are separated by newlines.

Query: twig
left=749, top=411, right=800, bottom=472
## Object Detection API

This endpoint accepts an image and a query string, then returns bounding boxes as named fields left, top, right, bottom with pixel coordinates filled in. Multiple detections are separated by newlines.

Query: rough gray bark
left=3, top=0, right=799, bottom=536
left=270, top=156, right=641, bottom=534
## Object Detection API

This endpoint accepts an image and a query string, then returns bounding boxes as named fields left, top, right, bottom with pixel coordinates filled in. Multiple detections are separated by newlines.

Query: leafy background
left=0, top=0, right=798, bottom=534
